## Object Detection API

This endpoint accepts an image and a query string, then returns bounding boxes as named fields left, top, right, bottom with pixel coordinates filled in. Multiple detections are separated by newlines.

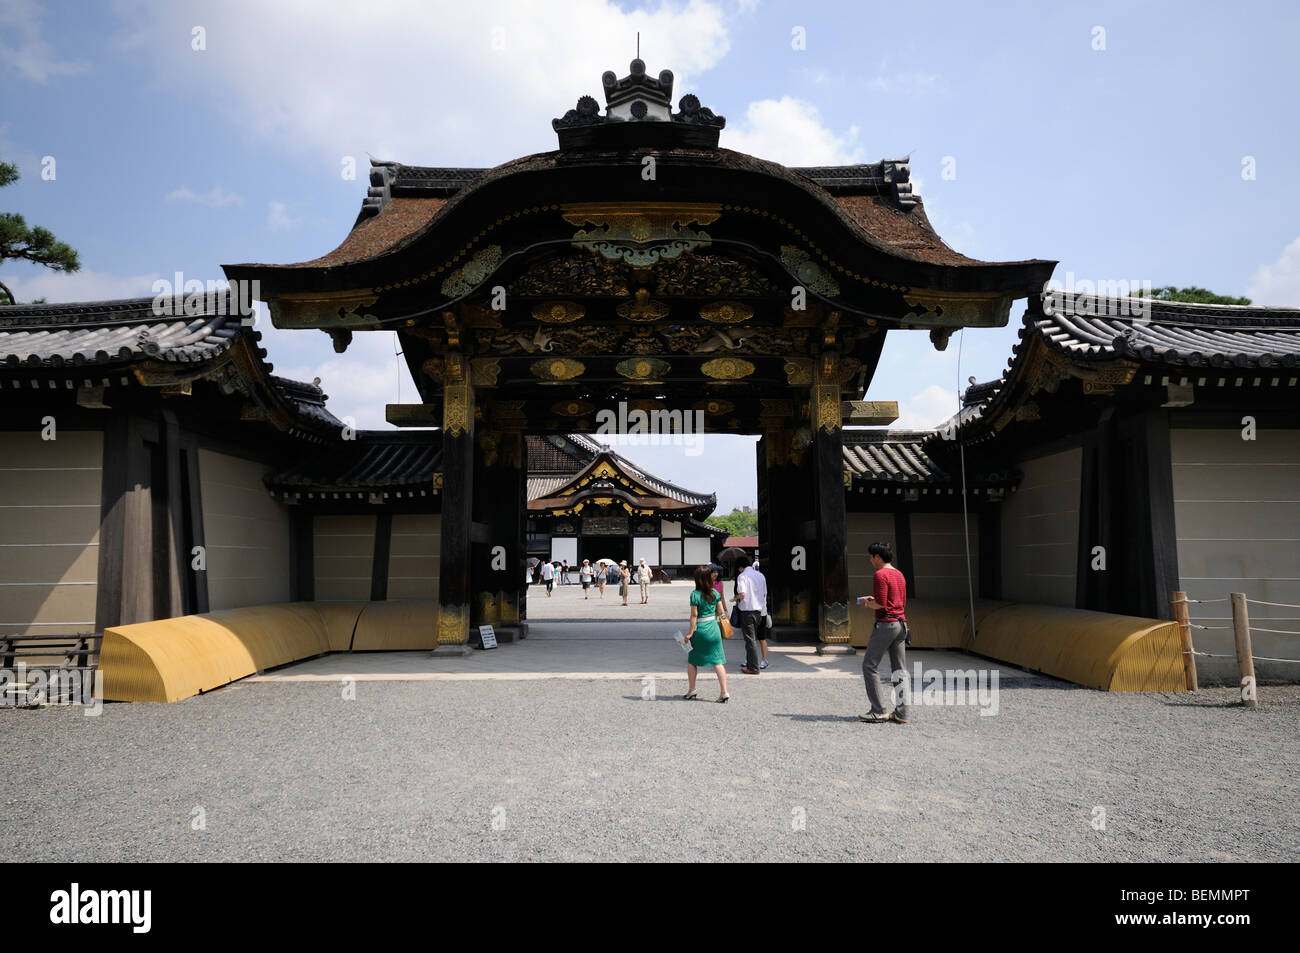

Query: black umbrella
left=526, top=557, right=541, bottom=567
left=718, top=547, right=748, bottom=562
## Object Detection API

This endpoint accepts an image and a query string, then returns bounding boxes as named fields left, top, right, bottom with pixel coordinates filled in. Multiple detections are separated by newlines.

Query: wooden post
left=1230, top=592, right=1258, bottom=708
left=1171, top=590, right=1198, bottom=691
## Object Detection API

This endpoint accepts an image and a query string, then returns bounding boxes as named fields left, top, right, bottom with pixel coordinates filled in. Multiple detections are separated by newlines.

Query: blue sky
left=3, top=0, right=1298, bottom=512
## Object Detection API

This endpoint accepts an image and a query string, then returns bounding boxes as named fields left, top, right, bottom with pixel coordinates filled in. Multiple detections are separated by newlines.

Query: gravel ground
left=4, top=677, right=1297, bottom=862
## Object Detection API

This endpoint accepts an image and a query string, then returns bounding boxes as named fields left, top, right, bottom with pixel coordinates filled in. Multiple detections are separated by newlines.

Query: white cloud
left=165, top=185, right=243, bottom=208
left=267, top=200, right=297, bottom=230
left=1, top=268, right=161, bottom=304
left=722, top=96, right=865, bottom=166
left=271, top=329, right=409, bottom=430
left=111, top=0, right=735, bottom=166
left=893, top=383, right=958, bottom=430
left=0, top=0, right=89, bottom=83
left=1246, top=236, right=1300, bottom=307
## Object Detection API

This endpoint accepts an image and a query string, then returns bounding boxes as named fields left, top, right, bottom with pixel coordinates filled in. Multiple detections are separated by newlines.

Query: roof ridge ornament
left=553, top=59, right=726, bottom=150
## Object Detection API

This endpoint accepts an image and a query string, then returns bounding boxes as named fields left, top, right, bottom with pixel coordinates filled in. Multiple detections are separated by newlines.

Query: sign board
left=478, top=625, right=498, bottom=650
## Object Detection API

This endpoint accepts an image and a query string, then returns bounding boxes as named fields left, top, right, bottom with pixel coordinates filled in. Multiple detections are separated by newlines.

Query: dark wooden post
left=758, top=427, right=796, bottom=626
left=470, top=428, right=523, bottom=632
left=436, top=368, right=473, bottom=645
left=812, top=361, right=849, bottom=644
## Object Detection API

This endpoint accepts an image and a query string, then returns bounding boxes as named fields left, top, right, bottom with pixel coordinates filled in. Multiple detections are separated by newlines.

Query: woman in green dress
left=684, top=565, right=731, bottom=702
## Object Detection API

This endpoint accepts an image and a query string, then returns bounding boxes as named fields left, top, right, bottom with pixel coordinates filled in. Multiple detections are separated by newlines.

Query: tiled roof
left=0, top=297, right=241, bottom=367
left=843, top=430, right=1018, bottom=489
left=244, top=149, right=1018, bottom=274
left=1035, top=296, right=1300, bottom=368
left=266, top=431, right=440, bottom=498
left=843, top=430, right=948, bottom=484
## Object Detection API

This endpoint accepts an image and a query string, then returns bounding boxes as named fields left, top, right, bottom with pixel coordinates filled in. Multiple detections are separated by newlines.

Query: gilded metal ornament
left=699, top=300, right=754, bottom=324
left=553, top=399, right=595, bottom=416
left=563, top=202, right=721, bottom=267
left=780, top=245, right=840, bottom=297
left=443, top=384, right=471, bottom=437
left=531, top=300, right=586, bottom=324
left=470, top=359, right=500, bottom=387
left=694, top=398, right=734, bottom=416
left=440, top=245, right=502, bottom=298
left=821, top=602, right=851, bottom=644
left=615, top=288, right=670, bottom=322
left=783, top=358, right=813, bottom=387
left=436, top=604, right=470, bottom=645
left=700, top=357, right=755, bottom=380
left=616, top=357, right=670, bottom=380
left=530, top=357, right=586, bottom=381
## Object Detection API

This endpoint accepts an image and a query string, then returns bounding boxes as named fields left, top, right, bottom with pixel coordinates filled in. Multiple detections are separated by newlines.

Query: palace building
left=2, top=58, right=1296, bottom=700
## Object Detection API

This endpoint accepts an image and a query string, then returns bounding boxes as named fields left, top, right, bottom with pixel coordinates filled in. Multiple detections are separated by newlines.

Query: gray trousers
left=863, top=619, right=908, bottom=718
left=739, top=610, right=764, bottom=669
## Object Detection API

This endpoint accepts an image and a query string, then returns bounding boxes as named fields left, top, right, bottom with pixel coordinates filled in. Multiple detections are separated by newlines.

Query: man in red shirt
left=855, top=542, right=910, bottom=724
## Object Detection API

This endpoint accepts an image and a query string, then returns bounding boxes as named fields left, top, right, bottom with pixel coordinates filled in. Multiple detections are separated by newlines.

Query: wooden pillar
left=812, top=362, right=849, bottom=643
left=759, top=427, right=800, bottom=626
left=436, top=371, right=474, bottom=644
left=471, top=428, right=523, bottom=628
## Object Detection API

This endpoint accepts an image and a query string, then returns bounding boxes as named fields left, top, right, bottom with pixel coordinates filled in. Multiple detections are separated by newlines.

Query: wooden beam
left=386, top=402, right=442, bottom=427
left=841, top=400, right=899, bottom=426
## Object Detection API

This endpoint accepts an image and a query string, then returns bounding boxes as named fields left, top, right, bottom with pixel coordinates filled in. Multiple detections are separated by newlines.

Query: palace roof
left=843, top=429, right=1018, bottom=492
left=266, top=431, right=441, bottom=501
left=525, top=434, right=715, bottom=511
left=0, top=296, right=342, bottom=440
left=936, top=295, right=1300, bottom=446
left=0, top=297, right=240, bottom=367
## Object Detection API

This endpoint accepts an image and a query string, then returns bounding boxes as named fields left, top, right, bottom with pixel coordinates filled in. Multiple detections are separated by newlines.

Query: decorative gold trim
left=700, top=357, right=755, bottom=380
left=530, top=300, right=586, bottom=324
left=267, top=290, right=380, bottom=329
left=813, top=385, right=841, bottom=433
left=699, top=300, right=754, bottom=324
left=901, top=289, right=1013, bottom=328
left=443, top=383, right=471, bottom=437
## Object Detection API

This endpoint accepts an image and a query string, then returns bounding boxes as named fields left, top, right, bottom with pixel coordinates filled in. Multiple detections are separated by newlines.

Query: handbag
left=718, top=612, right=733, bottom=639
left=729, top=604, right=741, bottom=628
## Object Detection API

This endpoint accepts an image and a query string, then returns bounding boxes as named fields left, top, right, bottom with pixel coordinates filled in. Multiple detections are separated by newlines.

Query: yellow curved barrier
left=100, top=600, right=446, bottom=702
left=352, top=600, right=437, bottom=650
left=101, top=602, right=362, bottom=702
left=848, top=598, right=1184, bottom=692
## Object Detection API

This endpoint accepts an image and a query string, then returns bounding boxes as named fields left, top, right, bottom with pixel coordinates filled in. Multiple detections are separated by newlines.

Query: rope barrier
left=1172, top=597, right=1229, bottom=605
left=1249, top=626, right=1300, bottom=636
left=1189, top=623, right=1232, bottom=630
left=1252, top=655, right=1300, bottom=663
left=1245, top=598, right=1300, bottom=609
left=1184, top=650, right=1236, bottom=658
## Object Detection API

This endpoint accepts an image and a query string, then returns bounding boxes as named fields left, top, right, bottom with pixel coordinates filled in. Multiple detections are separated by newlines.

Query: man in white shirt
left=733, top=555, right=769, bottom=674
left=540, top=559, right=554, bottom=597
